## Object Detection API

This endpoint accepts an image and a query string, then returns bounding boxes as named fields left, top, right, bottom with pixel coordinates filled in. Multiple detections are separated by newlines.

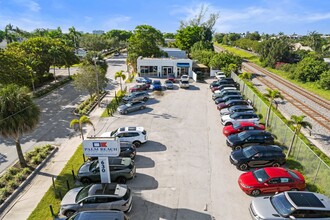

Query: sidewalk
left=0, top=92, right=115, bottom=220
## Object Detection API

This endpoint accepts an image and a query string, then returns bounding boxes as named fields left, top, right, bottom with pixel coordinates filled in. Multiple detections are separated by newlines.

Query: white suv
left=214, top=71, right=226, bottom=80
left=101, top=127, right=147, bottom=147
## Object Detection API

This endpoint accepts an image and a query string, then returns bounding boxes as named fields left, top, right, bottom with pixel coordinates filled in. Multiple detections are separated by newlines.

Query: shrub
left=2, top=172, right=13, bottom=182
left=7, top=167, right=19, bottom=176
left=22, top=167, right=32, bottom=177
left=15, top=172, right=26, bottom=182
left=0, top=187, right=10, bottom=203
left=31, top=155, right=42, bottom=165
left=7, top=179, right=19, bottom=190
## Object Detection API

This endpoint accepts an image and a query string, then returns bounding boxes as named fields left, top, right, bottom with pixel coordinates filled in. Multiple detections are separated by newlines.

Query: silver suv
left=122, top=91, right=149, bottom=103
left=101, top=127, right=147, bottom=147
left=249, top=191, right=330, bottom=219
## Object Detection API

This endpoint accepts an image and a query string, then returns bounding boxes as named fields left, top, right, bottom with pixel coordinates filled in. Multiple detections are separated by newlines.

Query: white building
left=137, top=57, right=193, bottom=78
left=161, top=47, right=187, bottom=58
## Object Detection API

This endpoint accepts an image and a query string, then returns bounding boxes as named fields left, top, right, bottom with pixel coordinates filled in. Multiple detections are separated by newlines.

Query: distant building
left=161, top=48, right=187, bottom=59
left=92, top=30, right=105, bottom=35
left=75, top=48, right=87, bottom=58
left=324, top=58, right=330, bottom=65
left=292, top=43, right=313, bottom=51
left=0, top=40, right=7, bottom=49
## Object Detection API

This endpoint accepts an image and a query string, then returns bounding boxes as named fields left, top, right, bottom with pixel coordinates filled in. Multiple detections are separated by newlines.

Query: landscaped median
left=28, top=145, right=85, bottom=220
left=101, top=89, right=127, bottom=117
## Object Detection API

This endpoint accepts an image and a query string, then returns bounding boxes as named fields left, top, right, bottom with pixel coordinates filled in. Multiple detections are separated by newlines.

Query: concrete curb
left=0, top=147, right=59, bottom=218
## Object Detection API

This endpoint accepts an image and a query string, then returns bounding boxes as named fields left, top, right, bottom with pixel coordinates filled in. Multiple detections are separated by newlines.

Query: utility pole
left=93, top=57, right=101, bottom=107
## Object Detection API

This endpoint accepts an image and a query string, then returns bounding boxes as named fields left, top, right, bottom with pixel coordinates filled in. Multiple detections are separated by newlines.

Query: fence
left=232, top=73, right=330, bottom=196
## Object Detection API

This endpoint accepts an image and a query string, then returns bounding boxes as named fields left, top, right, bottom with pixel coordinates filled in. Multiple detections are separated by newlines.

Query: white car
left=220, top=105, right=254, bottom=116
left=101, top=127, right=147, bottom=147
left=221, top=112, right=259, bottom=126
left=214, top=71, right=226, bottom=80
left=214, top=87, right=237, bottom=94
left=180, top=75, right=189, bottom=82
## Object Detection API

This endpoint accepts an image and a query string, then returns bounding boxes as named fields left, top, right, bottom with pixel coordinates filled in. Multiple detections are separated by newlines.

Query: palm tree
left=68, top=26, right=81, bottom=49
left=0, top=84, right=40, bottom=168
left=264, top=88, right=284, bottom=128
left=115, top=70, right=126, bottom=91
left=70, top=115, right=94, bottom=140
left=287, top=115, right=312, bottom=157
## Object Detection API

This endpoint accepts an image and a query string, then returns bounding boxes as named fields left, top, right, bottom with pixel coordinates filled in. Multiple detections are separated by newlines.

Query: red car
left=167, top=74, right=176, bottom=83
left=238, top=167, right=305, bottom=196
left=129, top=83, right=150, bottom=92
left=223, top=121, right=265, bottom=137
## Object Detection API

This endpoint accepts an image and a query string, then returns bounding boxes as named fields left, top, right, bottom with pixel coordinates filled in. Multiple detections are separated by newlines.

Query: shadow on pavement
left=137, top=140, right=166, bottom=152
left=128, top=173, right=158, bottom=190
left=134, top=155, right=155, bottom=169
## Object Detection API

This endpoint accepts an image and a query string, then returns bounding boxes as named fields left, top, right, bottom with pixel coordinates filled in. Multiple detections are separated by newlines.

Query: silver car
left=249, top=191, right=330, bottom=219
left=164, top=80, right=174, bottom=89
left=60, top=183, right=132, bottom=217
left=117, top=101, right=146, bottom=114
left=68, top=210, right=129, bottom=220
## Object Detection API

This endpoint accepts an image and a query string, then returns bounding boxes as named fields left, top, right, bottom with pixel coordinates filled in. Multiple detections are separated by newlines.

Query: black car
left=212, top=90, right=241, bottom=100
left=214, top=95, right=244, bottom=104
left=229, top=145, right=286, bottom=171
left=89, top=142, right=136, bottom=160
left=226, top=130, right=275, bottom=150
left=218, top=78, right=239, bottom=88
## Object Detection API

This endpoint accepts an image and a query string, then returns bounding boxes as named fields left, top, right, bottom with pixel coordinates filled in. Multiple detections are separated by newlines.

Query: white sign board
left=98, top=157, right=111, bottom=183
left=82, top=139, right=120, bottom=157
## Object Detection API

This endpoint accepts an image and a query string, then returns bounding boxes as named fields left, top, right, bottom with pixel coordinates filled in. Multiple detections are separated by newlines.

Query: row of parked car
left=60, top=127, right=148, bottom=219
left=210, top=75, right=330, bottom=219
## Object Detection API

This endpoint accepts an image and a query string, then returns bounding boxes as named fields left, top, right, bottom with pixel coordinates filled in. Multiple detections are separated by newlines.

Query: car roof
left=153, top=80, right=161, bottom=83
left=237, top=121, right=261, bottom=127
left=229, top=105, right=253, bottom=110
left=118, top=126, right=144, bottom=132
left=231, top=112, right=257, bottom=116
left=88, top=183, right=126, bottom=197
left=285, top=191, right=330, bottom=210
left=263, top=167, right=292, bottom=178
left=225, top=99, right=247, bottom=104
left=252, top=145, right=283, bottom=152
left=243, top=130, right=271, bottom=135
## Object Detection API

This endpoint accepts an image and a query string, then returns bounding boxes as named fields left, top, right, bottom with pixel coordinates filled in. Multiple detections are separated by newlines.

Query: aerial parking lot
left=94, top=79, right=251, bottom=219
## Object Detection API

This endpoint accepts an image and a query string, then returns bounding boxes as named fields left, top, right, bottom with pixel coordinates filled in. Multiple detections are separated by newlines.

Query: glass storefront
left=177, top=67, right=189, bottom=76
left=140, top=66, right=158, bottom=77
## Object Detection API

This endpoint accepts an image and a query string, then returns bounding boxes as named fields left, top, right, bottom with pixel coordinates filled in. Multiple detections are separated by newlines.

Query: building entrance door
left=162, top=67, right=172, bottom=77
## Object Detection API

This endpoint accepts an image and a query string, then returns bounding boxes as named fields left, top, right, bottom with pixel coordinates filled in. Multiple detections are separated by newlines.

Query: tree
left=72, top=64, right=108, bottom=98
left=209, top=52, right=242, bottom=75
left=287, top=115, right=312, bottom=157
left=80, top=34, right=109, bottom=51
left=245, top=31, right=261, bottom=41
left=48, top=45, right=62, bottom=82
left=264, top=88, right=284, bottom=128
left=4, top=23, right=16, bottom=43
left=105, top=29, right=132, bottom=42
left=319, top=70, right=330, bottom=90
left=115, top=70, right=126, bottom=91
left=0, top=30, right=5, bottom=42
left=0, top=84, right=40, bottom=167
left=190, top=50, right=215, bottom=67
left=307, top=31, right=324, bottom=53
left=175, top=25, right=204, bottom=52
left=70, top=116, right=94, bottom=140
left=67, top=26, right=81, bottom=49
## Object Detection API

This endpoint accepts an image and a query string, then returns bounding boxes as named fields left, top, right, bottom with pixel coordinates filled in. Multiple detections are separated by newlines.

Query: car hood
left=78, top=162, right=92, bottom=174
left=230, top=149, right=246, bottom=161
left=251, top=197, right=283, bottom=219
left=215, top=98, right=225, bottom=104
left=227, top=134, right=241, bottom=144
left=239, top=172, right=259, bottom=186
left=223, top=125, right=235, bottom=135
left=221, top=115, right=231, bottom=121
left=220, top=108, right=230, bottom=115
left=61, top=187, right=82, bottom=206
left=217, top=103, right=227, bottom=109
left=117, top=104, right=128, bottom=110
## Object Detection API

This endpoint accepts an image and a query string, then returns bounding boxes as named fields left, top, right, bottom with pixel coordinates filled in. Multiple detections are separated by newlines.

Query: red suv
left=129, top=83, right=150, bottom=92
left=223, top=121, right=265, bottom=137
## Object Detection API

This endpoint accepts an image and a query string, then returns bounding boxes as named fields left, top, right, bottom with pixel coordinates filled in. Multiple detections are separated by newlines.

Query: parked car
left=214, top=86, right=238, bottom=94
left=181, top=74, right=189, bottom=82
left=217, top=99, right=251, bottom=110
left=68, top=210, right=129, bottom=220
left=221, top=112, right=259, bottom=126
left=218, top=78, right=239, bottom=87
left=222, top=121, right=265, bottom=137
left=101, top=126, right=147, bottom=147
left=212, top=90, right=241, bottom=100
left=211, top=83, right=236, bottom=93
left=214, top=71, right=226, bottom=80
left=152, top=80, right=162, bottom=91
left=164, top=80, right=174, bottom=89
left=179, top=80, right=190, bottom=89
left=77, top=157, right=136, bottom=184
left=122, top=91, right=149, bottom=103
left=238, top=167, right=305, bottom=196
left=226, top=130, right=275, bottom=150
left=167, top=74, right=176, bottom=82
left=129, top=83, right=150, bottom=93
left=214, top=95, right=243, bottom=104
left=249, top=191, right=330, bottom=219
left=136, top=76, right=152, bottom=84
left=60, top=183, right=132, bottom=217
left=89, top=142, right=136, bottom=160
left=229, top=145, right=286, bottom=170
left=117, top=101, right=146, bottom=114
left=220, top=105, right=254, bottom=116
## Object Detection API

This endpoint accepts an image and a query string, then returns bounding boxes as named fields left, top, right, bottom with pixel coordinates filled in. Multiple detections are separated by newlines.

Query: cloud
left=305, top=12, right=330, bottom=22
left=103, top=15, right=131, bottom=29
left=13, top=0, right=41, bottom=12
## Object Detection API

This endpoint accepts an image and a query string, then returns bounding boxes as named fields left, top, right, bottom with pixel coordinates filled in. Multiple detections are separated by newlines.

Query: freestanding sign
left=82, top=139, right=120, bottom=183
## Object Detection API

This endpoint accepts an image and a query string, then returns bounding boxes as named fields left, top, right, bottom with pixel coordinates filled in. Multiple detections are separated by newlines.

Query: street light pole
left=93, top=57, right=101, bottom=107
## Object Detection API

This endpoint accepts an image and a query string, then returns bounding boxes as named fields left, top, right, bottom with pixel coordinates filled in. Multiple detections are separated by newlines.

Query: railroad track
left=242, top=63, right=330, bottom=132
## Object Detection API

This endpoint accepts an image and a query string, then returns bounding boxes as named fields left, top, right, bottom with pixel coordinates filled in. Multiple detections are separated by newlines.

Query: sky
left=0, top=0, right=330, bottom=35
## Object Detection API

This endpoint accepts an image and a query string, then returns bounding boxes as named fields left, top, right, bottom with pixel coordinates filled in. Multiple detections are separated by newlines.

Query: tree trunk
left=15, top=140, right=27, bottom=168
left=68, top=67, right=71, bottom=77
left=119, top=77, right=122, bottom=91
left=287, top=131, right=297, bottom=157
left=80, top=127, right=84, bottom=140
left=265, top=103, right=272, bottom=128
left=53, top=58, right=57, bottom=83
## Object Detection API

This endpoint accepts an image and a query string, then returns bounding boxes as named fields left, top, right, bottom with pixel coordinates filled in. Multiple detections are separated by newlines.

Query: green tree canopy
left=190, top=49, right=215, bottom=67
left=209, top=52, right=242, bottom=75
left=105, top=29, right=132, bottom=42
left=0, top=84, right=40, bottom=167
left=80, top=34, right=109, bottom=51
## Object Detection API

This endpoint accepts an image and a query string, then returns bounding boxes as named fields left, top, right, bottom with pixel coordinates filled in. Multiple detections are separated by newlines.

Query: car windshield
left=232, top=122, right=241, bottom=129
left=110, top=129, right=117, bottom=137
left=89, top=160, right=99, bottom=171
left=154, top=81, right=160, bottom=85
left=253, top=169, right=270, bottom=183
left=75, top=184, right=93, bottom=202
left=237, top=131, right=249, bottom=140
left=242, top=146, right=257, bottom=158
left=288, top=170, right=300, bottom=179
left=126, top=103, right=132, bottom=107
left=271, top=193, right=295, bottom=217
left=230, top=112, right=239, bottom=119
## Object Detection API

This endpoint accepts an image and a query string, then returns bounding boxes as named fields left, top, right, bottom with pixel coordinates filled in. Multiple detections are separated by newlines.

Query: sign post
left=82, top=139, right=120, bottom=183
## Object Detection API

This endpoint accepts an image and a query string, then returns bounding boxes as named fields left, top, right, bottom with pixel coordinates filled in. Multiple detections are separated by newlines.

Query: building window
left=140, top=66, right=158, bottom=76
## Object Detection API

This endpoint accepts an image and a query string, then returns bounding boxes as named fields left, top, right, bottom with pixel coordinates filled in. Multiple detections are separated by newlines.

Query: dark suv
left=214, top=95, right=243, bottom=104
left=122, top=91, right=149, bottom=103
left=226, top=130, right=274, bottom=150
left=230, top=145, right=286, bottom=170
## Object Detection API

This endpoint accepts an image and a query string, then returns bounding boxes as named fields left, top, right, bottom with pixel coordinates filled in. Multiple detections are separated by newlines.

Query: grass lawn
left=28, top=145, right=84, bottom=220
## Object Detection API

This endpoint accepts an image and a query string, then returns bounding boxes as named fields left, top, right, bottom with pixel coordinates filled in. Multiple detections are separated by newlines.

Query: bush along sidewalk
left=0, top=145, right=55, bottom=206
left=73, top=91, right=107, bottom=116
left=102, top=88, right=127, bottom=117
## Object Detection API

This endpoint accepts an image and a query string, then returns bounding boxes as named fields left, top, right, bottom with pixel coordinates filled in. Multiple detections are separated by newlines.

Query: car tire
left=81, top=177, right=92, bottom=185
left=143, top=97, right=148, bottom=101
left=124, top=110, right=128, bottom=114
left=238, top=163, right=248, bottom=171
left=65, top=210, right=76, bottom=218
left=272, top=162, right=281, bottom=167
left=116, top=176, right=127, bottom=184
left=225, top=122, right=232, bottom=126
left=133, top=141, right=142, bottom=148
left=251, top=189, right=261, bottom=196
left=234, top=145, right=242, bottom=151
